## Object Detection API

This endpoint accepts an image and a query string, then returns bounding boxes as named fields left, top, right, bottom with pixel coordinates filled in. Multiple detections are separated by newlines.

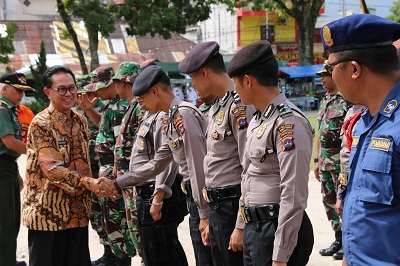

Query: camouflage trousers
left=117, top=168, right=141, bottom=257
left=320, top=169, right=341, bottom=231
left=92, top=165, right=138, bottom=259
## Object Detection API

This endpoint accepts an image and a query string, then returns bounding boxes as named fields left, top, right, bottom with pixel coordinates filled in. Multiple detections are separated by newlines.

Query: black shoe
left=16, top=261, right=27, bottom=266
left=333, top=249, right=344, bottom=260
left=92, top=245, right=117, bottom=266
left=116, top=257, right=131, bottom=266
left=319, top=240, right=342, bottom=256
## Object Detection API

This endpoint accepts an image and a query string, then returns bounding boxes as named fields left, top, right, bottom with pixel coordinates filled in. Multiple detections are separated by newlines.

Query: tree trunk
left=56, top=0, right=88, bottom=74
left=87, top=26, right=100, bottom=71
left=297, top=13, right=315, bottom=66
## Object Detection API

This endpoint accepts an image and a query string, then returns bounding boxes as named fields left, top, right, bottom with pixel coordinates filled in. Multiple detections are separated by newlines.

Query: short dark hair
left=237, top=59, right=279, bottom=87
left=203, top=54, right=226, bottom=74
left=42, top=65, right=76, bottom=88
left=335, top=45, right=398, bottom=75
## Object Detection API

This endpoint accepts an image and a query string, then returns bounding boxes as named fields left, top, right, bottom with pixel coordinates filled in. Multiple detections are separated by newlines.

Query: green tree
left=387, top=0, right=400, bottom=22
left=57, top=0, right=89, bottom=74
left=63, top=0, right=116, bottom=71
left=251, top=0, right=325, bottom=65
left=30, top=41, right=49, bottom=107
left=0, top=22, right=18, bottom=66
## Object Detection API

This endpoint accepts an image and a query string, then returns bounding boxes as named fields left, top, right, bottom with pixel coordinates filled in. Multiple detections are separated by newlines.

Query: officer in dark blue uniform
left=321, top=14, right=400, bottom=265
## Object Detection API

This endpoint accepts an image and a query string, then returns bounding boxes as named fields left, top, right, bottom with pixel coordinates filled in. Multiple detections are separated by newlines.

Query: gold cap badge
left=323, top=26, right=334, bottom=47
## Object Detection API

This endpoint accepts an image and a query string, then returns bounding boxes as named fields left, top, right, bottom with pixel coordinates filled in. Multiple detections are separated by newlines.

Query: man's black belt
left=320, top=139, right=342, bottom=148
left=0, top=154, right=17, bottom=161
left=99, top=156, right=114, bottom=166
left=240, top=204, right=280, bottom=223
left=136, top=182, right=155, bottom=200
left=202, top=184, right=241, bottom=203
left=116, top=160, right=129, bottom=170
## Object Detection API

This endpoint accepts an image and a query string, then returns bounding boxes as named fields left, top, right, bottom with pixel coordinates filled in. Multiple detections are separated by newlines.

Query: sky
left=322, top=0, right=396, bottom=19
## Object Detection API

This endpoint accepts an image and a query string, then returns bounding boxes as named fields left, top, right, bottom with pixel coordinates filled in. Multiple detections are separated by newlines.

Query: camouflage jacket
left=114, top=99, right=144, bottom=174
left=317, top=91, right=351, bottom=171
left=95, top=95, right=129, bottom=161
left=199, top=102, right=213, bottom=127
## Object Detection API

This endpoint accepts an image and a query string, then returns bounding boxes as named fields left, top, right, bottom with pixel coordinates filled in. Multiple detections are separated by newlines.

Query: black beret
left=228, top=40, right=275, bottom=77
left=179, top=41, right=220, bottom=74
left=132, top=66, right=170, bottom=96
left=321, top=14, right=400, bottom=53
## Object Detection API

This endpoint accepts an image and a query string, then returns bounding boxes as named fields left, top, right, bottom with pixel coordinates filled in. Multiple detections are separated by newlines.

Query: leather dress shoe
left=16, top=260, right=27, bottom=266
left=333, top=249, right=344, bottom=260
left=319, top=240, right=342, bottom=256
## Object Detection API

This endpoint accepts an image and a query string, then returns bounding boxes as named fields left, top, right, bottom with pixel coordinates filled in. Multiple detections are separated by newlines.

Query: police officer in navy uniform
left=228, top=41, right=314, bottom=266
left=108, top=66, right=213, bottom=266
left=179, top=41, right=256, bottom=266
left=321, top=14, right=400, bottom=265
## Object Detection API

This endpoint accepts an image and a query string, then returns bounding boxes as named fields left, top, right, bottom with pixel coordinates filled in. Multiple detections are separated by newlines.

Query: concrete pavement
left=16, top=155, right=342, bottom=265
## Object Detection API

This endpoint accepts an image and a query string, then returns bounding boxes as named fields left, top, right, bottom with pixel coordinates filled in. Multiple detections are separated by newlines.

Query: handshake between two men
left=88, top=177, right=121, bottom=199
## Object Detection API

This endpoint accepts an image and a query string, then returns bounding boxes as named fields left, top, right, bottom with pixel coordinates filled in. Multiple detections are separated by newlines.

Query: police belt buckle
left=240, top=206, right=249, bottom=223
left=181, top=182, right=187, bottom=194
left=202, top=187, right=211, bottom=203
left=339, top=172, right=348, bottom=186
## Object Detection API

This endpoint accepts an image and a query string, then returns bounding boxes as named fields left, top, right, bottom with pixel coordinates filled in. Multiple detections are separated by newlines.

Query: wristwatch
left=313, top=157, right=318, bottom=163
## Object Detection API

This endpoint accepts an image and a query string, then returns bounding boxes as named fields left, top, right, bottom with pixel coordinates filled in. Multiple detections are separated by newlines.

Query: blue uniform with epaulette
left=341, top=83, right=400, bottom=265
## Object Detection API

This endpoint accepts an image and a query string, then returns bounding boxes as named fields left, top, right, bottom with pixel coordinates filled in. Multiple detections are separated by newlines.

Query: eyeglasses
left=324, top=59, right=354, bottom=75
left=51, top=85, right=78, bottom=96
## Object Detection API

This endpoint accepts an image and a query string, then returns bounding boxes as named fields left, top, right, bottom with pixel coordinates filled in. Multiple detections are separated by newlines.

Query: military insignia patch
left=216, top=111, right=225, bottom=125
left=370, top=137, right=391, bottom=152
left=281, top=136, right=295, bottom=151
left=138, top=127, right=146, bottom=136
left=232, top=106, right=248, bottom=129
left=339, top=173, right=348, bottom=186
left=322, top=25, right=334, bottom=47
left=383, top=99, right=398, bottom=114
left=173, top=115, right=186, bottom=136
left=257, top=124, right=267, bottom=139
left=351, top=136, right=359, bottom=148
left=278, top=124, right=294, bottom=133
left=212, top=130, right=219, bottom=140
left=161, top=116, right=168, bottom=134
left=171, top=140, right=177, bottom=149
left=140, top=139, right=145, bottom=147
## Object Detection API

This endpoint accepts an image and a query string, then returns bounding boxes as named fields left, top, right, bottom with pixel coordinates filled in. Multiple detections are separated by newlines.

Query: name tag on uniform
left=370, top=137, right=391, bottom=152
left=58, top=140, right=68, bottom=145
left=351, top=136, right=359, bottom=148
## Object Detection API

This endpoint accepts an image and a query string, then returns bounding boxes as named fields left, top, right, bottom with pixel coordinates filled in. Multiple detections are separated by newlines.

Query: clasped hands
left=91, top=177, right=120, bottom=199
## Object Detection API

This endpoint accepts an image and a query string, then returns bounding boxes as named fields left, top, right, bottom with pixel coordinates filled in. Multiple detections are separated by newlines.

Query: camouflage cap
left=76, top=74, right=94, bottom=93
left=91, top=66, right=115, bottom=91
left=113, top=62, right=141, bottom=83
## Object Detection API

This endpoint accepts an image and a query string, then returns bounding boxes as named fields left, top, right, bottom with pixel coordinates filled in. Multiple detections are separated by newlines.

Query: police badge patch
left=232, top=106, right=248, bottom=130
left=173, top=115, right=186, bottom=136
left=161, top=115, right=168, bottom=134
left=281, top=136, right=295, bottom=151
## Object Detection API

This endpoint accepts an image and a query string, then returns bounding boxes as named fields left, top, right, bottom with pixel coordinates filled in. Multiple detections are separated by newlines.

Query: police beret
left=179, top=41, right=220, bottom=74
left=321, top=14, right=400, bottom=53
left=132, top=66, right=170, bottom=96
left=228, top=40, right=275, bottom=77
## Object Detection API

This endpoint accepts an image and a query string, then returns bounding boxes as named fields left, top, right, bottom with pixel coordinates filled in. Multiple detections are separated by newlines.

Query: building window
left=261, top=25, right=275, bottom=43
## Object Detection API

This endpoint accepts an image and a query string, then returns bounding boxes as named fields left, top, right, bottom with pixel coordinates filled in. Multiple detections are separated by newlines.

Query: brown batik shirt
left=22, top=105, right=93, bottom=231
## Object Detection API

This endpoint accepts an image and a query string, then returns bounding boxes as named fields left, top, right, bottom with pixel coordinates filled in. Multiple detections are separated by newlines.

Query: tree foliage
left=112, top=0, right=237, bottom=39
left=387, top=0, right=400, bottom=22
left=0, top=22, right=18, bottom=65
left=251, top=0, right=325, bottom=65
left=64, top=0, right=116, bottom=71
left=30, top=41, right=49, bottom=107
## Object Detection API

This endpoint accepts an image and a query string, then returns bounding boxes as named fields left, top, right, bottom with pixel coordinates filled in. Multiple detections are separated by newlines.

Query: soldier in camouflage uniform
left=113, top=62, right=144, bottom=258
left=77, top=66, right=135, bottom=266
left=75, top=74, right=111, bottom=265
left=314, top=61, right=351, bottom=259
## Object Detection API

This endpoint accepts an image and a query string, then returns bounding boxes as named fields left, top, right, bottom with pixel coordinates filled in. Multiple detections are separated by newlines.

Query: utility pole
left=342, top=0, right=346, bottom=17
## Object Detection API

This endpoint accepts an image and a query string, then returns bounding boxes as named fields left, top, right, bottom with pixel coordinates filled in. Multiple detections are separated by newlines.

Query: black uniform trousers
left=184, top=185, right=215, bottom=266
left=136, top=180, right=188, bottom=266
left=0, top=157, right=19, bottom=266
left=243, top=211, right=314, bottom=266
left=28, top=227, right=91, bottom=266
left=209, top=198, right=244, bottom=266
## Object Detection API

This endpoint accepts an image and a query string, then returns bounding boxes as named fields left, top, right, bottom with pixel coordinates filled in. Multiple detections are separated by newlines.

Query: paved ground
left=16, top=155, right=342, bottom=265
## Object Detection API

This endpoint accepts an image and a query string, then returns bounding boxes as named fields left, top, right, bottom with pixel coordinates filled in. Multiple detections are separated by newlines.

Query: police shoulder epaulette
left=231, top=90, right=241, bottom=103
left=219, top=91, right=230, bottom=106
left=276, top=103, right=292, bottom=116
